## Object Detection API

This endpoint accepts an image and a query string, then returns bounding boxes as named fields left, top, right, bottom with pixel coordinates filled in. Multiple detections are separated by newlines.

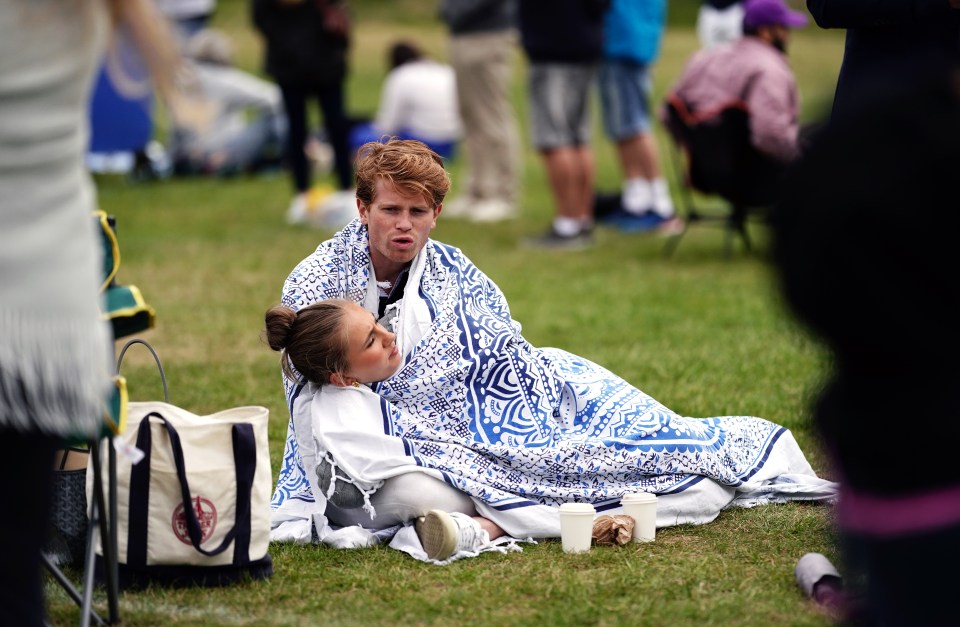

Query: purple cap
left=743, top=0, right=808, bottom=29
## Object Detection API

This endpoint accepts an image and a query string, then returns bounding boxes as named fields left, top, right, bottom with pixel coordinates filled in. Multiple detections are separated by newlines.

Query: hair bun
left=265, top=305, right=297, bottom=351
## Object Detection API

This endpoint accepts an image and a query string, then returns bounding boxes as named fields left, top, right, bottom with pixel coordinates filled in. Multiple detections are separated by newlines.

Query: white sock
left=651, top=178, right=674, bottom=218
left=622, top=178, right=653, bottom=215
left=553, top=216, right=582, bottom=236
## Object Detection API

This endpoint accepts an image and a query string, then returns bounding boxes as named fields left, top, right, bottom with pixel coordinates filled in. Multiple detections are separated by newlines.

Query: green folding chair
left=44, top=211, right=157, bottom=626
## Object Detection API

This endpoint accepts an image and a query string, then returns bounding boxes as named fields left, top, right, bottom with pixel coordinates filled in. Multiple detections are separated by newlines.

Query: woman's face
left=338, top=302, right=401, bottom=385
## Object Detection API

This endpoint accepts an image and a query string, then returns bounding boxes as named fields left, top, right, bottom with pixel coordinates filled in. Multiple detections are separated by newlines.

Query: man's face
left=358, top=179, right=440, bottom=281
left=771, top=25, right=791, bottom=54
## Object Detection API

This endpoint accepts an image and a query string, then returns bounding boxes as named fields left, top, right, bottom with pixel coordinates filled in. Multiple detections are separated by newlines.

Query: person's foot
left=657, top=216, right=686, bottom=237
left=599, top=209, right=669, bottom=233
left=795, top=553, right=844, bottom=611
left=468, top=198, right=517, bottom=223
left=286, top=193, right=310, bottom=225
left=414, top=510, right=489, bottom=561
left=441, top=195, right=477, bottom=219
left=523, top=227, right=593, bottom=251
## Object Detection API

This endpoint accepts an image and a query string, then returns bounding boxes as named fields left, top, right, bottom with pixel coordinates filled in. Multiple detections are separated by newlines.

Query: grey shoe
left=795, top=552, right=843, bottom=600
left=523, top=227, right=593, bottom=251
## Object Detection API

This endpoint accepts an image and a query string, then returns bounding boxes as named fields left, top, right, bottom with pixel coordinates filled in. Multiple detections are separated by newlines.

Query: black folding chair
left=44, top=212, right=157, bottom=626
left=661, top=93, right=780, bottom=259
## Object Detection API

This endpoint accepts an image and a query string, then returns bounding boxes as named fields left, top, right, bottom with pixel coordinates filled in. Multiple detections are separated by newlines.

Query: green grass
left=47, top=2, right=846, bottom=624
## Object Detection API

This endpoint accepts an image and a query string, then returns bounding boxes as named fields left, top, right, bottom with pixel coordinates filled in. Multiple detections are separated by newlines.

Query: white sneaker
left=468, top=198, right=516, bottom=223
left=286, top=193, right=310, bottom=225
left=415, top=510, right=489, bottom=560
left=441, top=196, right=477, bottom=219
left=312, top=189, right=357, bottom=228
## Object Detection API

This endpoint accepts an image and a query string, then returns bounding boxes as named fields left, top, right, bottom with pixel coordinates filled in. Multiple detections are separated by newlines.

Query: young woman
left=266, top=299, right=505, bottom=561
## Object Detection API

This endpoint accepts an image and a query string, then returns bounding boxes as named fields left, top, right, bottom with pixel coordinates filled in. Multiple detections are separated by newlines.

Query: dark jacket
left=439, top=0, right=516, bottom=35
left=518, top=0, right=608, bottom=63
left=252, top=0, right=349, bottom=86
left=807, top=0, right=960, bottom=119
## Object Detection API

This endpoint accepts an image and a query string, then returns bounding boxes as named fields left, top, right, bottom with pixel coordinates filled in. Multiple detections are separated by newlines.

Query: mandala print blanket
left=270, top=219, right=836, bottom=543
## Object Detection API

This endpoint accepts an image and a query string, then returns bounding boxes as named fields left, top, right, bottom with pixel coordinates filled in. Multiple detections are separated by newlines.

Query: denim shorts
left=528, top=62, right=597, bottom=150
left=599, top=58, right=653, bottom=140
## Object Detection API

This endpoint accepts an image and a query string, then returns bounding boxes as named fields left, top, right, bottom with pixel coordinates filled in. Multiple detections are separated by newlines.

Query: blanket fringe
left=0, top=308, right=112, bottom=438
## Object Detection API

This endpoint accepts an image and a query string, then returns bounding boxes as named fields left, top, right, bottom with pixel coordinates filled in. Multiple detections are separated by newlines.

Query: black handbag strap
left=128, top=411, right=256, bottom=567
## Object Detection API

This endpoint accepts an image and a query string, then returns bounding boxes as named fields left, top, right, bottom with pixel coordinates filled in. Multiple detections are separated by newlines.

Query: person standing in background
left=697, top=0, right=744, bottom=48
left=806, top=0, right=960, bottom=121
left=597, top=0, right=680, bottom=233
left=439, top=0, right=523, bottom=223
left=518, top=0, right=608, bottom=250
left=0, top=2, right=177, bottom=624
left=773, top=56, right=960, bottom=626
left=252, top=0, right=354, bottom=225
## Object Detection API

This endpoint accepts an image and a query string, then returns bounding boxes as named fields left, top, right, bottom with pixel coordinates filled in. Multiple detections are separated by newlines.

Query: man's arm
left=745, top=67, right=801, bottom=163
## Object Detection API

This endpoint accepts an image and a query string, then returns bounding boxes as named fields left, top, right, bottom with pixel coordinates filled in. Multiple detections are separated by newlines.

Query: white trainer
left=441, top=196, right=477, bottom=219
left=468, top=198, right=517, bottom=223
left=286, top=193, right=310, bottom=225
left=415, top=510, right=488, bottom=560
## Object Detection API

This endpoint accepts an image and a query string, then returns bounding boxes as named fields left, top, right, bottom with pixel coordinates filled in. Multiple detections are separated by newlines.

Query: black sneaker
left=523, top=227, right=593, bottom=251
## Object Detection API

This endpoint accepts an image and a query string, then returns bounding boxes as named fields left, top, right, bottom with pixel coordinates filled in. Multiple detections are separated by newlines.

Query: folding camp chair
left=661, top=92, right=780, bottom=259
left=44, top=212, right=157, bottom=626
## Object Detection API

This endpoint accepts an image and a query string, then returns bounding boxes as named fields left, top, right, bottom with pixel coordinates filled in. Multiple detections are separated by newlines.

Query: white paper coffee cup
left=559, top=503, right=595, bottom=553
left=621, top=492, right=657, bottom=542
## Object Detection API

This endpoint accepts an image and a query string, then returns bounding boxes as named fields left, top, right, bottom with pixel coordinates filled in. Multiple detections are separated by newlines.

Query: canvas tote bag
left=89, top=401, right=273, bottom=588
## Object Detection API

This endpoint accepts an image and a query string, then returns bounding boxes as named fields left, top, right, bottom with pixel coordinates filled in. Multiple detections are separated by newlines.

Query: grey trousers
left=324, top=472, right=477, bottom=529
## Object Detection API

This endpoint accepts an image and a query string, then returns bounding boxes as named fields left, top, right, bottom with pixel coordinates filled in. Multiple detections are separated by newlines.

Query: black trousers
left=0, top=428, right=59, bottom=627
left=279, top=80, right=353, bottom=193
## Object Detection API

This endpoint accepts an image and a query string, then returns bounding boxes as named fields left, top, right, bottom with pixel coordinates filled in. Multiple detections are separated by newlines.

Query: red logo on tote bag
left=172, top=496, right=218, bottom=545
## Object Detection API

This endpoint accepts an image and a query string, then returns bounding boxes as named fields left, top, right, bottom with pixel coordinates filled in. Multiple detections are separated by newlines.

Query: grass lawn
left=47, top=1, right=846, bottom=624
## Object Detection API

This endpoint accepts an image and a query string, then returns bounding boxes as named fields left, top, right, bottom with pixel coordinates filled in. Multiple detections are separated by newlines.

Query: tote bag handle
left=127, top=412, right=256, bottom=566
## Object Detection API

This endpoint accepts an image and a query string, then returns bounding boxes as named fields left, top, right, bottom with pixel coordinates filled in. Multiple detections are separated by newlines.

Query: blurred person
left=597, top=0, right=680, bottom=234
left=351, top=40, right=462, bottom=160
left=169, top=28, right=286, bottom=176
left=154, top=0, right=217, bottom=41
left=252, top=0, right=354, bottom=225
left=773, top=54, right=960, bottom=626
left=0, top=1, right=177, bottom=624
left=807, top=0, right=960, bottom=121
left=662, top=0, right=807, bottom=208
left=697, top=0, right=744, bottom=48
left=518, top=0, right=608, bottom=250
left=439, top=0, right=522, bottom=223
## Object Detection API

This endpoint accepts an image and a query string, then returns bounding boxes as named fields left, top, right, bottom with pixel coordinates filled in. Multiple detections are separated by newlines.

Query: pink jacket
left=665, top=36, right=800, bottom=162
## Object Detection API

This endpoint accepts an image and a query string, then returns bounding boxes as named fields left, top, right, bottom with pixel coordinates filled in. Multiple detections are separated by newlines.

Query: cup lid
left=621, top=492, right=657, bottom=504
left=559, top=503, right=596, bottom=513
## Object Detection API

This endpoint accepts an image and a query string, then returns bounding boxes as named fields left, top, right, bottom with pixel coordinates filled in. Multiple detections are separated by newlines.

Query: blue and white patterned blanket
left=270, top=219, right=834, bottom=543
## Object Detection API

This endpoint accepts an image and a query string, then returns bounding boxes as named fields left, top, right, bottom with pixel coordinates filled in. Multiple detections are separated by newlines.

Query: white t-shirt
left=374, top=60, right=462, bottom=143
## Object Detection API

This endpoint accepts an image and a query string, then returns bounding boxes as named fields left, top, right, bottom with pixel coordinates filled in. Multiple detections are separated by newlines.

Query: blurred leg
left=279, top=82, right=310, bottom=193
left=316, top=82, right=353, bottom=191
left=0, top=428, right=58, bottom=627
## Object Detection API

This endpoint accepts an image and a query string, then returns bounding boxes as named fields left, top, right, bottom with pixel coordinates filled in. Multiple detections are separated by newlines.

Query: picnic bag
left=89, top=401, right=274, bottom=588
